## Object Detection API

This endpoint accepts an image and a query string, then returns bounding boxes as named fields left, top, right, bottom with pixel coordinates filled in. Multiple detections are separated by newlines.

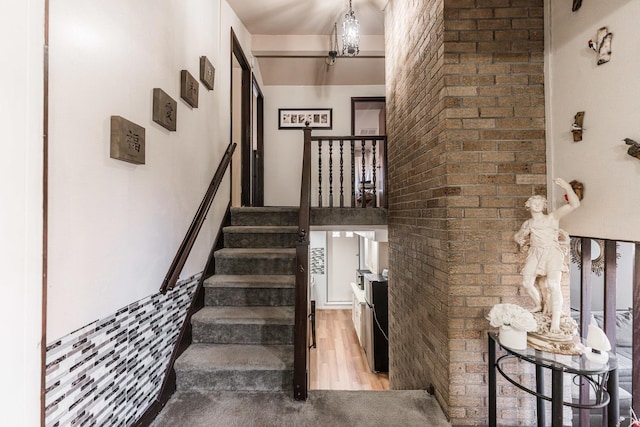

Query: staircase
left=174, top=207, right=299, bottom=393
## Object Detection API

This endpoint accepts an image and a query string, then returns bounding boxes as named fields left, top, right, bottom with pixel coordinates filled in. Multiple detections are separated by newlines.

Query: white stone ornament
left=584, top=324, right=611, bottom=363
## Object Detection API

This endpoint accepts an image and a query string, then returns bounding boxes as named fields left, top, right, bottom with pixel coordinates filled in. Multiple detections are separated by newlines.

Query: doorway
left=252, top=77, right=264, bottom=206
left=351, top=97, right=386, bottom=136
left=230, top=30, right=252, bottom=206
left=309, top=229, right=390, bottom=391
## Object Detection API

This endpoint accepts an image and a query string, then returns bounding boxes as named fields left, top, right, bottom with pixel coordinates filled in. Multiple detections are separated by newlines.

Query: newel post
left=293, top=126, right=312, bottom=400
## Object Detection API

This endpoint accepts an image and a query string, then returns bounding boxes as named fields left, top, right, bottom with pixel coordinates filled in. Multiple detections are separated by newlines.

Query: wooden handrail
left=293, top=127, right=312, bottom=400
left=160, top=142, right=236, bottom=293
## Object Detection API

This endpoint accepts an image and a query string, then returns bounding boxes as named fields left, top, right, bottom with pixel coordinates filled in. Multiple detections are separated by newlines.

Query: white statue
left=514, top=178, right=580, bottom=334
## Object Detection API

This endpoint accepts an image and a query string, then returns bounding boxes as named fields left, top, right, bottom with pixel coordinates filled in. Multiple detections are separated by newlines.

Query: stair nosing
left=223, top=226, right=298, bottom=233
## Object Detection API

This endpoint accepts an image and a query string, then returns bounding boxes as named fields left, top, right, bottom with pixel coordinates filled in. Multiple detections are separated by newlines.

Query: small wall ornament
left=624, top=138, right=640, bottom=160
left=571, top=111, right=585, bottom=141
left=572, top=0, right=583, bottom=12
left=152, top=88, right=177, bottom=131
left=564, top=180, right=583, bottom=201
left=110, top=116, right=145, bottom=165
left=588, top=27, right=613, bottom=65
left=180, top=70, right=199, bottom=108
left=199, top=56, right=215, bottom=91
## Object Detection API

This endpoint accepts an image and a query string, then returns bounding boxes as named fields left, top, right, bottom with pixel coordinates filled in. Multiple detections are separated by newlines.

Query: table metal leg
left=579, top=375, right=590, bottom=426
left=489, top=335, right=497, bottom=427
left=536, top=364, right=546, bottom=427
left=551, top=369, right=563, bottom=427
left=607, top=369, right=619, bottom=427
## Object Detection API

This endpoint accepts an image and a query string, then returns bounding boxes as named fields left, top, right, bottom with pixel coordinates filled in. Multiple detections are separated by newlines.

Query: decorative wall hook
left=563, top=180, right=584, bottom=202
left=571, top=111, right=585, bottom=142
left=569, top=180, right=584, bottom=201
left=588, top=27, right=613, bottom=65
left=572, top=0, right=583, bottom=12
left=624, top=138, right=640, bottom=159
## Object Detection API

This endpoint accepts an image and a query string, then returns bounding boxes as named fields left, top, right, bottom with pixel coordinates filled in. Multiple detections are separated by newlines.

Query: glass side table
left=488, top=332, right=619, bottom=427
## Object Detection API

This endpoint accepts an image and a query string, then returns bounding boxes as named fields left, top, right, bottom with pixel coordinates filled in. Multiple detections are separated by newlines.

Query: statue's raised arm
left=550, top=178, right=580, bottom=221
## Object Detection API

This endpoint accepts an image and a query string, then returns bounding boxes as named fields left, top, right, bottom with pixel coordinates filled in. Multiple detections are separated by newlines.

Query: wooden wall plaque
left=180, top=70, right=199, bottom=108
left=110, top=116, right=145, bottom=164
left=152, top=88, right=177, bottom=131
left=199, top=56, right=215, bottom=91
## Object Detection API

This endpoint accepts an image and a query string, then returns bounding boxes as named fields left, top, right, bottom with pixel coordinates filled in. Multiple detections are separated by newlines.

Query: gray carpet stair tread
left=204, top=275, right=295, bottom=288
left=230, top=207, right=298, bottom=213
left=223, top=226, right=298, bottom=233
left=176, top=344, right=294, bottom=371
left=215, top=248, right=296, bottom=257
left=192, top=306, right=294, bottom=325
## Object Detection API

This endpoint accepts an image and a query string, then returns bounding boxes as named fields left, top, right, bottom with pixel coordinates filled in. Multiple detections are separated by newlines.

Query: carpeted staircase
left=174, top=207, right=299, bottom=393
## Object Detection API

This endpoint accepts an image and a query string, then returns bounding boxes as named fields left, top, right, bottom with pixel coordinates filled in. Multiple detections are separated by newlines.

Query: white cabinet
left=350, top=282, right=366, bottom=346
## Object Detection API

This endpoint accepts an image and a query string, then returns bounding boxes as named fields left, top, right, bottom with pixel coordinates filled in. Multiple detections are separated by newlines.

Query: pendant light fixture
left=341, top=0, right=360, bottom=56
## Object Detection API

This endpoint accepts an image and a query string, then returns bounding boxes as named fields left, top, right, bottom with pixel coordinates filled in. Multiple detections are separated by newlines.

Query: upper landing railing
left=310, top=134, right=388, bottom=209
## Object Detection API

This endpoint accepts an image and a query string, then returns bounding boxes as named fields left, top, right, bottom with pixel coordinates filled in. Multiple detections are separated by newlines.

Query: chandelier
left=341, top=0, right=360, bottom=56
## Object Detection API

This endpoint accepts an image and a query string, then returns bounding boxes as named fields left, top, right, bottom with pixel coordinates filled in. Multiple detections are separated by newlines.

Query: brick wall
left=385, top=1, right=546, bottom=425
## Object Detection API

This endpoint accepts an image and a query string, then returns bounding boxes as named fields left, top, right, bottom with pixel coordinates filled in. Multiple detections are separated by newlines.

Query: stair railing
left=310, top=135, right=387, bottom=208
left=160, top=142, right=236, bottom=293
left=294, top=127, right=312, bottom=400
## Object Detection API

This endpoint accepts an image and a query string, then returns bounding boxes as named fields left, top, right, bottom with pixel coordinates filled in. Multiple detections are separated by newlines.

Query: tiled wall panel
left=45, top=276, right=199, bottom=426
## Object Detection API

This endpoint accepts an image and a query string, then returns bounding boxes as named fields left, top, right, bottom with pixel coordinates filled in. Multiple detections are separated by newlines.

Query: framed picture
left=199, top=56, right=215, bottom=91
left=180, top=70, right=199, bottom=108
left=152, top=88, right=177, bottom=131
left=278, top=108, right=333, bottom=130
left=110, top=116, right=145, bottom=165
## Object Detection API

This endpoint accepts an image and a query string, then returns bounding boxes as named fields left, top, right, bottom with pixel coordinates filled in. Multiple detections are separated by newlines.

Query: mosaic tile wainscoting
left=45, top=275, right=200, bottom=426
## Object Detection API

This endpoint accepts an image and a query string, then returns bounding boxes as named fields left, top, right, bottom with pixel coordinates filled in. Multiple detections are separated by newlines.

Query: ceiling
left=226, top=0, right=387, bottom=86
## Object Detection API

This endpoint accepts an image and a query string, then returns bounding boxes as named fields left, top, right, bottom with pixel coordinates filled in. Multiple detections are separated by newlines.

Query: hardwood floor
left=310, top=309, right=389, bottom=391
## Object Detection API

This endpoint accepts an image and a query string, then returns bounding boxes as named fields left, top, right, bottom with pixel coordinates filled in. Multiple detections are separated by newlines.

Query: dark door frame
left=231, top=29, right=252, bottom=206
left=350, top=96, right=386, bottom=136
left=252, top=76, right=264, bottom=206
left=42, top=0, right=50, bottom=425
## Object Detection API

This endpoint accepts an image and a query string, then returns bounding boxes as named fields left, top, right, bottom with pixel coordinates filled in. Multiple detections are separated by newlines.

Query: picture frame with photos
left=278, top=108, right=333, bottom=130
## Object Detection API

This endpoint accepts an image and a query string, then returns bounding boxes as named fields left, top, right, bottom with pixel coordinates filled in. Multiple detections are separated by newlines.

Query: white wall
left=546, top=0, right=640, bottom=241
left=47, top=0, right=256, bottom=339
left=0, top=1, right=44, bottom=424
left=327, top=232, right=359, bottom=303
left=263, top=85, right=384, bottom=206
